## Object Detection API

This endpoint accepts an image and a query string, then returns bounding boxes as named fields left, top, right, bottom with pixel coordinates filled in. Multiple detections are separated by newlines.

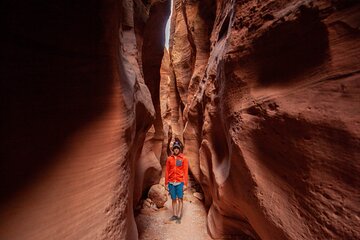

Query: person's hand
left=165, top=185, right=169, bottom=191
left=183, top=186, right=187, bottom=192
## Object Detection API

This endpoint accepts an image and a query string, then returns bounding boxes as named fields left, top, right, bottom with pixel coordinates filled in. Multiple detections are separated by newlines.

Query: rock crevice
left=163, top=0, right=360, bottom=239
left=1, top=0, right=359, bottom=239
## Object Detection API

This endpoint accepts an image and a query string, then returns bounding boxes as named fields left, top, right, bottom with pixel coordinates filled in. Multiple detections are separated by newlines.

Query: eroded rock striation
left=165, top=0, right=360, bottom=239
left=1, top=0, right=359, bottom=239
left=1, top=0, right=169, bottom=239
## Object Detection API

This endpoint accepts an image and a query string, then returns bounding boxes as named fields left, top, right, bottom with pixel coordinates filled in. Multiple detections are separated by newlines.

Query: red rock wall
left=160, top=48, right=185, bottom=147
left=160, top=49, right=176, bottom=161
left=167, top=0, right=360, bottom=239
left=133, top=0, right=170, bottom=206
left=0, top=0, right=168, bottom=239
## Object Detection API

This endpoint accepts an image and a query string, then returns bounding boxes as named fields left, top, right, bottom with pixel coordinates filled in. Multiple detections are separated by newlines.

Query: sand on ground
left=135, top=187, right=211, bottom=240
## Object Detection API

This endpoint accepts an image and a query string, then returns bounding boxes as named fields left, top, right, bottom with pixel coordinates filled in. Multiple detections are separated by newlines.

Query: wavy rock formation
left=1, top=0, right=169, bottom=239
left=166, top=0, right=360, bottom=239
left=1, top=0, right=359, bottom=239
left=133, top=0, right=170, bottom=206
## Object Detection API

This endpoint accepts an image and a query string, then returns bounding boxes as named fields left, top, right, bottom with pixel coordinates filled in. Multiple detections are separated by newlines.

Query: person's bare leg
left=172, top=199, right=177, bottom=217
left=177, top=198, right=183, bottom=218
left=175, top=198, right=179, bottom=217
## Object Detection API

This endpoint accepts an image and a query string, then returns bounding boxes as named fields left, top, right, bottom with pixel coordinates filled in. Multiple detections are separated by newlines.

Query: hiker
left=165, top=140, right=189, bottom=224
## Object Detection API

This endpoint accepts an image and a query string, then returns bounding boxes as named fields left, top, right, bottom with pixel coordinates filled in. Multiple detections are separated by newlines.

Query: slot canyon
left=1, top=0, right=359, bottom=239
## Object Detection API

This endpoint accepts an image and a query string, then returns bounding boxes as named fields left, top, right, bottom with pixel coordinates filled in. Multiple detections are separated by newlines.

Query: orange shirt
left=165, top=153, right=189, bottom=186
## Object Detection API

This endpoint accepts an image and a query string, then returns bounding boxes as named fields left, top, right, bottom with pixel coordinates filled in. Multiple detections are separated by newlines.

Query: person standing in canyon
left=165, top=140, right=189, bottom=224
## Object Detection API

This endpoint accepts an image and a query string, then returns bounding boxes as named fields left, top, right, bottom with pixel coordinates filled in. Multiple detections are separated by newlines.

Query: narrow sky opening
left=164, top=0, right=173, bottom=49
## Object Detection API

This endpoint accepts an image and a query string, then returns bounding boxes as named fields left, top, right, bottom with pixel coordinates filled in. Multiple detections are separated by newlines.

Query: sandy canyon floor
left=136, top=187, right=211, bottom=240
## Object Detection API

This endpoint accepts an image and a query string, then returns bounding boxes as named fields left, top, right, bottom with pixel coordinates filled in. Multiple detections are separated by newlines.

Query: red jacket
left=165, top=153, right=189, bottom=186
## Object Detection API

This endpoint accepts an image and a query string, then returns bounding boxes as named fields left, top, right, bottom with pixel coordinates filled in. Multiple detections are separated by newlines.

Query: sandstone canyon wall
left=165, top=0, right=360, bottom=239
left=1, top=0, right=360, bottom=239
left=1, top=0, right=168, bottom=239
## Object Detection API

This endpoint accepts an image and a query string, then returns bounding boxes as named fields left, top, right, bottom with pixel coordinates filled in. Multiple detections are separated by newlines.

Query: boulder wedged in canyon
left=165, top=0, right=360, bottom=239
left=147, top=184, right=168, bottom=208
left=1, top=0, right=169, bottom=239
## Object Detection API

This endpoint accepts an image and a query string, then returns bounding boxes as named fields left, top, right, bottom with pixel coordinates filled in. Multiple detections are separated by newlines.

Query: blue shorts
left=168, top=182, right=184, bottom=200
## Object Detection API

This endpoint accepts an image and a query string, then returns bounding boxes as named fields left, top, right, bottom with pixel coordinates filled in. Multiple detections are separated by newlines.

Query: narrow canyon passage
left=1, top=0, right=360, bottom=240
left=135, top=175, right=211, bottom=240
left=136, top=190, right=209, bottom=240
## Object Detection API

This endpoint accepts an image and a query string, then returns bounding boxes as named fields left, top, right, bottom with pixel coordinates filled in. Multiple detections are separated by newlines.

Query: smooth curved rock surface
left=166, top=0, right=360, bottom=239
left=133, top=0, right=170, bottom=206
left=1, top=0, right=169, bottom=239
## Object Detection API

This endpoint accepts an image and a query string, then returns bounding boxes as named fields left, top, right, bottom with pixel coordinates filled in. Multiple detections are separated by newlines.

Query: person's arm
left=184, top=157, right=189, bottom=187
left=165, top=157, right=170, bottom=186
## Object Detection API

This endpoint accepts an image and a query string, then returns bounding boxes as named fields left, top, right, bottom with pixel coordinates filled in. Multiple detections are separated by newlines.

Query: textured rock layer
left=1, top=0, right=169, bottom=239
left=1, top=0, right=359, bottom=239
left=165, top=0, right=360, bottom=239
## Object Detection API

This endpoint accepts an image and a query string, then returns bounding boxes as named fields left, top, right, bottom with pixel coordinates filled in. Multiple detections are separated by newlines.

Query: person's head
left=172, top=142, right=181, bottom=155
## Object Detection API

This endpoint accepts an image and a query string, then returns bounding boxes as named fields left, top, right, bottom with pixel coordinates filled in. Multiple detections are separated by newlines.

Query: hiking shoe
left=169, top=215, right=177, bottom=221
left=176, top=217, right=181, bottom=224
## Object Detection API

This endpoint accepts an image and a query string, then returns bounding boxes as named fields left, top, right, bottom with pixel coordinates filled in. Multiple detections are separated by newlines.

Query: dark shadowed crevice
left=253, top=6, right=329, bottom=86
left=141, top=0, right=171, bottom=151
left=332, top=0, right=359, bottom=10
left=0, top=0, right=116, bottom=204
left=180, top=0, right=197, bottom=74
left=198, top=0, right=216, bottom=37
left=142, top=0, right=171, bottom=104
left=218, top=15, right=230, bottom=41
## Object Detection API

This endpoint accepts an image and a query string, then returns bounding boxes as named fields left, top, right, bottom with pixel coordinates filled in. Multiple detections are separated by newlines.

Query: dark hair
left=174, top=137, right=184, bottom=150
